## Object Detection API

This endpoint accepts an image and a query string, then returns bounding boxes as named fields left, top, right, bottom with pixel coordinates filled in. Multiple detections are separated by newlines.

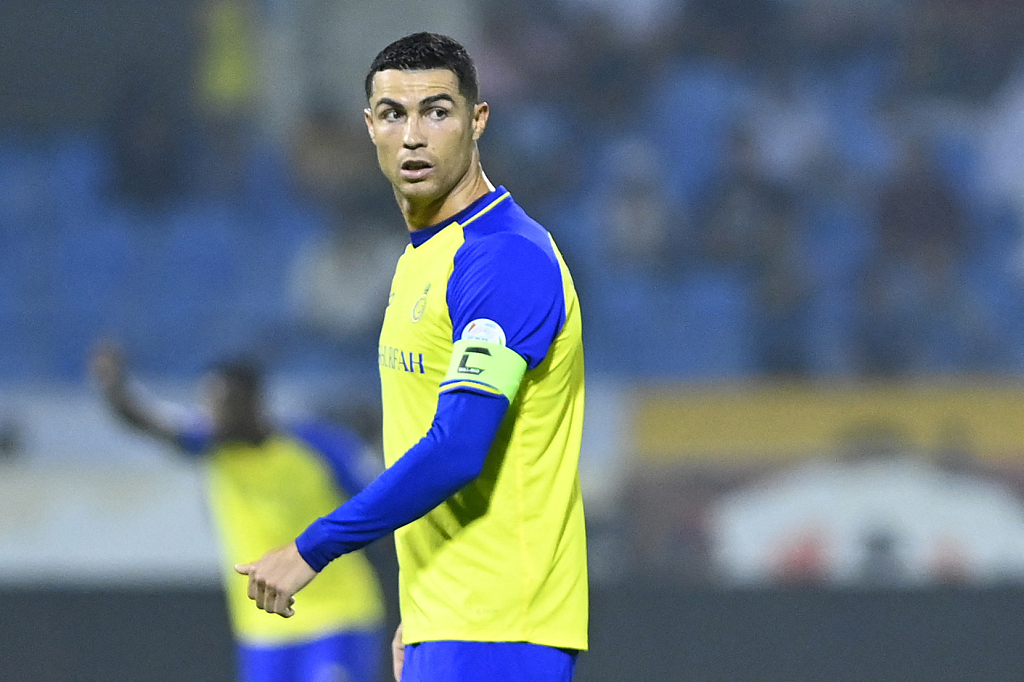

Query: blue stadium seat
left=48, top=133, right=111, bottom=225
left=645, top=60, right=752, bottom=206
left=586, top=268, right=753, bottom=380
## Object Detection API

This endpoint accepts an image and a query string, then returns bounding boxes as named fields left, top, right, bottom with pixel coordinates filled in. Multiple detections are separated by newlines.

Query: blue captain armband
left=440, top=339, right=527, bottom=403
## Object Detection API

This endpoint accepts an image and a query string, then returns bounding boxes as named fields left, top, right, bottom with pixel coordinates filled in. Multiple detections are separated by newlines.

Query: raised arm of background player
left=234, top=228, right=565, bottom=622
left=91, top=343, right=377, bottom=497
left=90, top=343, right=187, bottom=448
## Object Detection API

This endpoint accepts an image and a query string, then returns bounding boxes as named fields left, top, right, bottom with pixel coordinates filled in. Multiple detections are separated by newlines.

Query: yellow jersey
left=203, top=431, right=384, bottom=644
left=378, top=187, right=588, bottom=650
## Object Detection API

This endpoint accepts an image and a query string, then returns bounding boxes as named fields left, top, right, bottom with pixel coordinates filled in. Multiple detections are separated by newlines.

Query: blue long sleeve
left=295, top=389, right=509, bottom=571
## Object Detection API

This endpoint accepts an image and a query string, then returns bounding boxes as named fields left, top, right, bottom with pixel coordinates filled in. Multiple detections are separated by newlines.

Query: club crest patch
left=411, top=284, right=430, bottom=322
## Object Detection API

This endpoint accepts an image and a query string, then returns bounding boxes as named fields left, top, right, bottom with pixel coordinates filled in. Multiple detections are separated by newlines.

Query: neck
left=399, top=155, right=494, bottom=231
left=218, top=419, right=272, bottom=446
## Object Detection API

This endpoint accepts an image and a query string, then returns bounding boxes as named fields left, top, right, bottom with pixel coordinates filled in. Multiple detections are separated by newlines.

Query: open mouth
left=400, top=159, right=434, bottom=180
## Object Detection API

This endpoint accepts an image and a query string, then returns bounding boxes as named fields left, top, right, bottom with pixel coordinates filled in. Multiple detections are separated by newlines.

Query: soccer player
left=91, top=345, right=386, bottom=682
left=235, top=32, right=588, bottom=682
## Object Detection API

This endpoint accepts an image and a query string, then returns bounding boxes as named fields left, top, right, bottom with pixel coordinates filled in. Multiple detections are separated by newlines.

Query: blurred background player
left=91, top=343, right=385, bottom=682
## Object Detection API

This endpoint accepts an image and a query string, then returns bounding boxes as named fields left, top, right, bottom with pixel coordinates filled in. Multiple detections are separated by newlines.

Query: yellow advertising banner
left=632, top=380, right=1024, bottom=462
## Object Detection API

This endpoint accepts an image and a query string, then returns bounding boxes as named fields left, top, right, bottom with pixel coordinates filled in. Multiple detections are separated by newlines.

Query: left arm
left=234, top=388, right=510, bottom=616
left=236, top=230, right=565, bottom=616
left=297, top=388, right=510, bottom=567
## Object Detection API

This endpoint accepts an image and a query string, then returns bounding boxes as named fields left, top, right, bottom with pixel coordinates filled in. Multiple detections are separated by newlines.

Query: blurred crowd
left=485, top=0, right=1024, bottom=379
left=6, top=0, right=1024, bottom=594
left=4, top=0, right=1024, bottom=384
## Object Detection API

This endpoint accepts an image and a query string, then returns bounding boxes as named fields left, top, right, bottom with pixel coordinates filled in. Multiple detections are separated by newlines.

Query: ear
left=364, top=108, right=376, bottom=144
left=471, top=102, right=489, bottom=141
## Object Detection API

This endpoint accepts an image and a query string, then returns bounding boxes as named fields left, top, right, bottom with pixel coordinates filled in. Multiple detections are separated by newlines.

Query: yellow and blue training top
left=182, top=422, right=385, bottom=645
left=297, top=186, right=588, bottom=651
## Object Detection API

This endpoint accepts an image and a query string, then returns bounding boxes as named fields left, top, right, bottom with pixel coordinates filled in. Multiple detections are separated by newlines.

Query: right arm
left=90, top=343, right=196, bottom=450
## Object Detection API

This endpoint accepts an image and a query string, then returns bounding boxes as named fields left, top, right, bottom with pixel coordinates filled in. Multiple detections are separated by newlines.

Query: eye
left=428, top=107, right=450, bottom=121
left=382, top=109, right=402, bottom=122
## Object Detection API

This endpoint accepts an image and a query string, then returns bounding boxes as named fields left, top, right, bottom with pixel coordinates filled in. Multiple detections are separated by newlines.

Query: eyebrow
left=374, top=93, right=457, bottom=111
left=420, top=93, right=455, bottom=107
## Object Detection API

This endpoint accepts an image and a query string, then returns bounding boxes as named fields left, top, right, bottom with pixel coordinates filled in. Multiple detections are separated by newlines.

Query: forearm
left=105, top=382, right=151, bottom=429
left=101, top=379, right=184, bottom=446
left=295, top=390, right=508, bottom=571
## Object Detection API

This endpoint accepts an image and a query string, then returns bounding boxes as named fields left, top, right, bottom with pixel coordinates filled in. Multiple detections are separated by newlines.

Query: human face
left=201, top=374, right=231, bottom=436
left=365, top=68, right=488, bottom=211
left=201, top=374, right=256, bottom=439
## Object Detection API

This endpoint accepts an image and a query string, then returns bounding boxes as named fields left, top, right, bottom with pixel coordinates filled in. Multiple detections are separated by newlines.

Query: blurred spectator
left=108, top=80, right=187, bottom=206
left=876, top=134, right=965, bottom=262
left=287, top=199, right=404, bottom=360
left=580, top=137, right=699, bottom=377
left=195, top=0, right=258, bottom=119
left=555, top=0, right=682, bottom=48
left=193, top=0, right=259, bottom=197
left=694, top=128, right=791, bottom=274
left=853, top=253, right=999, bottom=375
left=8, top=0, right=1024, bottom=383
left=641, top=3, right=756, bottom=207
left=854, top=134, right=999, bottom=374
left=284, top=108, right=402, bottom=366
left=897, top=0, right=1023, bottom=104
left=288, top=106, right=377, bottom=214
left=980, top=57, right=1024, bottom=231
left=600, top=138, right=690, bottom=277
left=743, top=63, right=835, bottom=190
left=694, top=126, right=809, bottom=374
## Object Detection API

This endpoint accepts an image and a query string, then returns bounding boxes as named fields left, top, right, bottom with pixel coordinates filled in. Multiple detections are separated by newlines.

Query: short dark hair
left=209, top=359, right=263, bottom=399
left=365, top=32, right=478, bottom=104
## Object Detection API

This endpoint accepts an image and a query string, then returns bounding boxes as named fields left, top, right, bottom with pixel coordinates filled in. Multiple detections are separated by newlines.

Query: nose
left=403, top=114, right=426, bottom=149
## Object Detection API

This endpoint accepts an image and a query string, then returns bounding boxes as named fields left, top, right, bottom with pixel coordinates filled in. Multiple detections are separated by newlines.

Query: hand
left=392, top=622, right=404, bottom=681
left=90, top=341, right=125, bottom=391
left=234, top=542, right=317, bottom=618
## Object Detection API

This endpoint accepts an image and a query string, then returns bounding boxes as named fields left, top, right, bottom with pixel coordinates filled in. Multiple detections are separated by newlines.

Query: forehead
left=369, top=68, right=463, bottom=106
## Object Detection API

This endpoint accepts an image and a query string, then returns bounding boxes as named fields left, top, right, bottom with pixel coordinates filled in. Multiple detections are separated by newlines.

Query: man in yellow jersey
left=236, top=32, right=588, bottom=682
left=91, top=345, right=385, bottom=682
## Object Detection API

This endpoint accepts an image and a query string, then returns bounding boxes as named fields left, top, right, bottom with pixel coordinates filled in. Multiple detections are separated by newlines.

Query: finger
left=254, top=579, right=267, bottom=610
left=270, top=585, right=290, bottom=614
left=393, top=647, right=403, bottom=681
left=271, top=588, right=292, bottom=617
left=392, top=624, right=404, bottom=681
left=234, top=563, right=252, bottom=575
left=264, top=585, right=276, bottom=613
left=247, top=573, right=258, bottom=601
